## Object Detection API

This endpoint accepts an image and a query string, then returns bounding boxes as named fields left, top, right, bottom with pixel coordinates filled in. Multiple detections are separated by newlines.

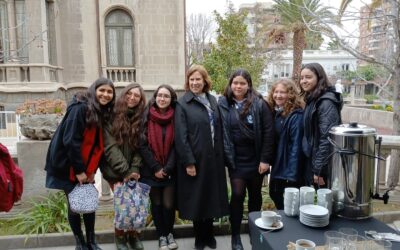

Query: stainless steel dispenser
left=328, top=122, right=388, bottom=219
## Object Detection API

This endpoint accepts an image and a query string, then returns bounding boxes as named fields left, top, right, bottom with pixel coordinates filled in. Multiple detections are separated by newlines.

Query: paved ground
left=14, top=234, right=252, bottom=250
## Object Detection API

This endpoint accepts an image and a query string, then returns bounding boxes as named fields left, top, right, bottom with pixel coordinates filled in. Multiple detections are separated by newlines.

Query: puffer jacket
left=218, top=95, right=274, bottom=169
left=101, top=122, right=142, bottom=183
left=303, top=87, right=343, bottom=179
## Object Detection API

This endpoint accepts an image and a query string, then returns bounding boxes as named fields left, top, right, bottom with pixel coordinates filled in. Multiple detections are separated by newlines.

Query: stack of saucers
left=299, top=204, right=329, bottom=227
left=284, top=187, right=299, bottom=216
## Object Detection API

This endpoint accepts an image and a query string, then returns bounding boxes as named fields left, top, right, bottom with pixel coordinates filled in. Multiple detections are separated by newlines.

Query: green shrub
left=386, top=105, right=393, bottom=112
left=364, top=95, right=378, bottom=104
left=12, top=191, right=70, bottom=235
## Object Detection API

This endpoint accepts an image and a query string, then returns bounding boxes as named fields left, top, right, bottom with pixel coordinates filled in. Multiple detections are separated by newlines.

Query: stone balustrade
left=104, top=66, right=136, bottom=84
left=0, top=63, right=62, bottom=83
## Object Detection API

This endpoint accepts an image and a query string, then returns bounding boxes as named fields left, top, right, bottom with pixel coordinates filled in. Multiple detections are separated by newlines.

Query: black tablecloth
left=248, top=211, right=400, bottom=249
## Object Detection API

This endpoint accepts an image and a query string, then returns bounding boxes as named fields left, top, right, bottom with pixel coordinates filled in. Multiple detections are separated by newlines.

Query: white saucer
left=255, top=218, right=283, bottom=230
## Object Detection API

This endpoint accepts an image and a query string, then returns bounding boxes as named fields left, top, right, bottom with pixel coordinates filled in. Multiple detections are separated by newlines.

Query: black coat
left=174, top=92, right=229, bottom=220
left=303, top=88, right=343, bottom=183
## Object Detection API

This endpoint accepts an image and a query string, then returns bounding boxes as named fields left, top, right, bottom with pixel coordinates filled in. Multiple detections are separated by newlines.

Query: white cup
left=261, top=211, right=281, bottom=227
left=295, top=239, right=316, bottom=250
left=317, top=188, right=333, bottom=215
left=300, top=186, right=315, bottom=206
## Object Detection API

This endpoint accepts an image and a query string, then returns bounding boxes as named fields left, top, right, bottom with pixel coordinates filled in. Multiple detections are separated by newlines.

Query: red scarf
left=148, top=106, right=174, bottom=166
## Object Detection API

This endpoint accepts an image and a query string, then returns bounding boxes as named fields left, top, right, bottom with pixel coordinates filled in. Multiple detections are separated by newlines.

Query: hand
left=258, top=162, right=270, bottom=174
left=124, top=172, right=140, bottom=182
left=155, top=169, right=167, bottom=179
left=87, top=174, right=95, bottom=183
left=313, top=175, right=325, bottom=186
left=186, top=165, right=196, bottom=176
left=76, top=172, right=88, bottom=185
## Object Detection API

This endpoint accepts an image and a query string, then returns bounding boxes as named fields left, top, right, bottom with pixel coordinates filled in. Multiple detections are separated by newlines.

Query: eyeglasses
left=156, top=94, right=171, bottom=99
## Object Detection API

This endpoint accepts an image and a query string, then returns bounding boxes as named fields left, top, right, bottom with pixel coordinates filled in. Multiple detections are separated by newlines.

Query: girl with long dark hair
left=140, top=84, right=178, bottom=250
left=45, top=77, right=115, bottom=250
left=300, top=63, right=343, bottom=187
left=219, top=69, right=274, bottom=250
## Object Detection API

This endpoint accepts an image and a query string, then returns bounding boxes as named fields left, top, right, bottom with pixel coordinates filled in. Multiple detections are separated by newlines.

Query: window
left=46, top=0, right=57, bottom=65
left=341, top=64, right=349, bottom=71
left=0, top=0, right=28, bottom=63
left=15, top=0, right=27, bottom=63
left=105, top=10, right=134, bottom=66
left=0, top=1, right=9, bottom=63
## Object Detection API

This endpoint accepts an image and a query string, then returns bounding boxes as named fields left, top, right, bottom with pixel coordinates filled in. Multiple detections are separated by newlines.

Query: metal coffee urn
left=328, top=122, right=389, bottom=219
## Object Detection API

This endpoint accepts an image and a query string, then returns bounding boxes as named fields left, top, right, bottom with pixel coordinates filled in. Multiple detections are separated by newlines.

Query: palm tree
left=273, top=0, right=332, bottom=84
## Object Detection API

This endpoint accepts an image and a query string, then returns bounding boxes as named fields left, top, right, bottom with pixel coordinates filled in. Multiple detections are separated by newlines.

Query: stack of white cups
left=317, top=188, right=333, bottom=215
left=284, top=187, right=300, bottom=216
left=300, top=186, right=315, bottom=206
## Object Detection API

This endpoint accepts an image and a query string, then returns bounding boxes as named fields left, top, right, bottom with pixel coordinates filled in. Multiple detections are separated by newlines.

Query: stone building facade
left=0, top=0, right=185, bottom=110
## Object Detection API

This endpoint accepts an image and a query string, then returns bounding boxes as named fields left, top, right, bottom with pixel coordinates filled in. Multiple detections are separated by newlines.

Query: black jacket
left=218, top=96, right=274, bottom=169
left=303, top=87, right=343, bottom=181
left=174, top=91, right=229, bottom=220
left=45, top=96, right=88, bottom=180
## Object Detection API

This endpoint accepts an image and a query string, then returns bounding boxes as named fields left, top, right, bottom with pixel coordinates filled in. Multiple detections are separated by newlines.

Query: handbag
left=68, top=183, right=99, bottom=214
left=113, top=180, right=151, bottom=230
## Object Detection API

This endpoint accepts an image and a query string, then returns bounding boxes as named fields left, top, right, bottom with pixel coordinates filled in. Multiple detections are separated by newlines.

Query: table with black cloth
left=248, top=211, right=400, bottom=249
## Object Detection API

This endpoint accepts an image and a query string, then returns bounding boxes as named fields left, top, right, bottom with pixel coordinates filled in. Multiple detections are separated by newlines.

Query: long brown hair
left=112, top=83, right=146, bottom=149
left=267, top=78, right=304, bottom=117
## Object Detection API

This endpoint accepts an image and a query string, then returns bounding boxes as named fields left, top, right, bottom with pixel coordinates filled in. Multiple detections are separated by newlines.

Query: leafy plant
left=16, top=99, right=66, bottom=115
left=364, top=94, right=378, bottom=104
left=12, top=191, right=70, bottom=236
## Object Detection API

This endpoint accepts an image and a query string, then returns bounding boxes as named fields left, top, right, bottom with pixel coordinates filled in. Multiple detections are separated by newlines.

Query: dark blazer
left=218, top=95, right=274, bottom=170
left=174, top=91, right=229, bottom=220
left=270, top=109, right=304, bottom=183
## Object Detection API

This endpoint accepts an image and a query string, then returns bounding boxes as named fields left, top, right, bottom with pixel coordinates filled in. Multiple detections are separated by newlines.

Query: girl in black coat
left=45, top=77, right=115, bottom=250
left=175, top=64, right=229, bottom=250
left=300, top=63, right=343, bottom=187
left=140, top=84, right=178, bottom=250
left=219, top=69, right=274, bottom=250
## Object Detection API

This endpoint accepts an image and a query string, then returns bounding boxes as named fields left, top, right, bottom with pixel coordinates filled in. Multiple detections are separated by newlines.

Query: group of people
left=44, top=62, right=342, bottom=250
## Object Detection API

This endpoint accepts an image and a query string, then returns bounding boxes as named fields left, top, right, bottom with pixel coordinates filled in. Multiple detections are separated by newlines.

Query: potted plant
left=16, top=99, right=66, bottom=140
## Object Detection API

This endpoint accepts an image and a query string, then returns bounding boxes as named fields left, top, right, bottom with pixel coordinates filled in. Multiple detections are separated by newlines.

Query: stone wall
left=341, top=106, right=393, bottom=131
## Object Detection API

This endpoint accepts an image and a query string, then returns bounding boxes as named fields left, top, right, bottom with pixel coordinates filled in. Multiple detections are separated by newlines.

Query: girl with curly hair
left=102, top=83, right=146, bottom=250
left=267, top=78, right=305, bottom=209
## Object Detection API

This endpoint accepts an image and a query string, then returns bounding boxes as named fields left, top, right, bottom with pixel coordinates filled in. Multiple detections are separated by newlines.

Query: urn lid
left=329, top=122, right=376, bottom=136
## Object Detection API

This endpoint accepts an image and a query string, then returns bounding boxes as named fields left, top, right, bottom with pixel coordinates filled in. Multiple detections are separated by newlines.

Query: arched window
left=105, top=10, right=134, bottom=66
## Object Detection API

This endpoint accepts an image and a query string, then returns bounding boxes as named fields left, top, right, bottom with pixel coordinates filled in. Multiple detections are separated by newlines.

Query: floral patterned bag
left=113, top=180, right=151, bottom=230
left=68, top=184, right=99, bottom=214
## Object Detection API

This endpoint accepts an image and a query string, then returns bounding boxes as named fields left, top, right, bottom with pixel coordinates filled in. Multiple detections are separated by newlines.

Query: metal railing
left=0, top=111, right=20, bottom=156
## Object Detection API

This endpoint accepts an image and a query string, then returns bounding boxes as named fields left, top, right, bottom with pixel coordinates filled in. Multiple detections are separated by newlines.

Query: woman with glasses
left=140, top=85, right=178, bottom=250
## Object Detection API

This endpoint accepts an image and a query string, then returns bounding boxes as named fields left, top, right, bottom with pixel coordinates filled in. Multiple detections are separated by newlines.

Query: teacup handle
left=274, top=214, right=282, bottom=222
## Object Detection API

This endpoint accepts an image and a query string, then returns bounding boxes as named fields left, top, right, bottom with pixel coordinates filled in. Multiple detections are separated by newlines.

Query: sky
left=185, top=0, right=367, bottom=16
left=185, top=0, right=371, bottom=48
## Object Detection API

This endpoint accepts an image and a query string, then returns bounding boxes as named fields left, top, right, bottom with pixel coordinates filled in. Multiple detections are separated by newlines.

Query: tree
left=186, top=13, right=213, bottom=66
left=273, top=0, right=333, bottom=83
left=313, top=0, right=400, bottom=188
left=305, top=31, right=323, bottom=50
left=327, top=39, right=340, bottom=50
left=202, top=6, right=265, bottom=93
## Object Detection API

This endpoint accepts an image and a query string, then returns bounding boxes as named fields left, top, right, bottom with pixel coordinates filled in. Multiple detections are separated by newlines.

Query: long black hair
left=86, top=77, right=115, bottom=126
left=301, top=63, right=331, bottom=100
left=223, top=69, right=261, bottom=118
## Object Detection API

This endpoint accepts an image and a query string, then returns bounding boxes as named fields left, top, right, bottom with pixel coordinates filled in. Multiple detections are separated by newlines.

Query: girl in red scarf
left=139, top=84, right=178, bottom=250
